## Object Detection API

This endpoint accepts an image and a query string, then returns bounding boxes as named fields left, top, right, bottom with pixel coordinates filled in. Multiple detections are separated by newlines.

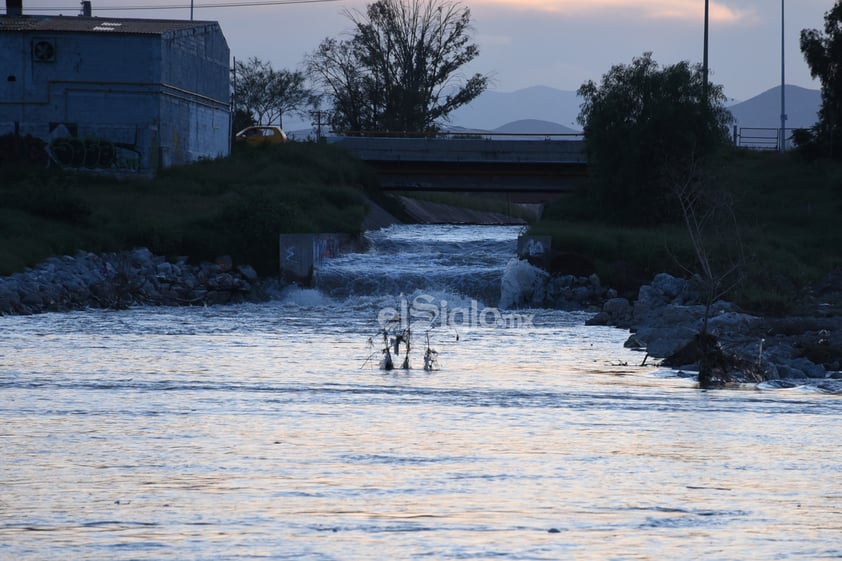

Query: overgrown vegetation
left=0, top=142, right=381, bottom=276
left=529, top=149, right=842, bottom=314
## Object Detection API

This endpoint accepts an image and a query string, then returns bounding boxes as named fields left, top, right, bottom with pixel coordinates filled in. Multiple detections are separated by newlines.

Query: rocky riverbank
left=0, top=248, right=268, bottom=315
left=587, top=272, right=842, bottom=391
left=501, top=258, right=842, bottom=391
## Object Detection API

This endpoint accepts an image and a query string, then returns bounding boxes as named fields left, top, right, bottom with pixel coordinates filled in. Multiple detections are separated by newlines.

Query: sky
left=21, top=0, right=834, bottom=101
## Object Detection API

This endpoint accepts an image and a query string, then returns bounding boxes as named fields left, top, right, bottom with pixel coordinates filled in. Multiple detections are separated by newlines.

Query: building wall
left=0, top=21, right=230, bottom=172
left=1, top=34, right=31, bottom=120
left=158, top=24, right=230, bottom=167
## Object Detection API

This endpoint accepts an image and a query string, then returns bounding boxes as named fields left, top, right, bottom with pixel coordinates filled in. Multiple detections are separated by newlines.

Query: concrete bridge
left=331, top=135, right=587, bottom=198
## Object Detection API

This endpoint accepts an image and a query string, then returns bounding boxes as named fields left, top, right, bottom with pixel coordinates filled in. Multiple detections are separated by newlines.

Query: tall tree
left=800, top=2, right=842, bottom=159
left=306, top=0, right=488, bottom=133
left=577, top=53, right=732, bottom=225
left=306, top=38, right=376, bottom=132
left=232, top=57, right=318, bottom=129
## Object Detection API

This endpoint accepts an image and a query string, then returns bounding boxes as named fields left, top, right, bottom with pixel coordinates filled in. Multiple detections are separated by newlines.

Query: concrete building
left=0, top=0, right=230, bottom=172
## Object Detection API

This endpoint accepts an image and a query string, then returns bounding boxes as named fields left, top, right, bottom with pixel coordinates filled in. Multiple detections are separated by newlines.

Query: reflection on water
left=2, top=225, right=841, bottom=560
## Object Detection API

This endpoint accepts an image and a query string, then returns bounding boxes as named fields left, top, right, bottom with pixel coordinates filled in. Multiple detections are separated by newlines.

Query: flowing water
left=1, top=224, right=841, bottom=561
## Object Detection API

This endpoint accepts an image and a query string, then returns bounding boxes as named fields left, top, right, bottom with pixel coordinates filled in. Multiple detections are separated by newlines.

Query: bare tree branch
left=233, top=57, right=318, bottom=128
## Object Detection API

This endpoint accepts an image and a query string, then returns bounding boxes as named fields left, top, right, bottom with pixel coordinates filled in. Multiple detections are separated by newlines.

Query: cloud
left=470, top=0, right=756, bottom=24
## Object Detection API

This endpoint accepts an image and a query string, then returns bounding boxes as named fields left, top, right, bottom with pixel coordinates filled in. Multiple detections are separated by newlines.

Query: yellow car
left=235, top=126, right=288, bottom=145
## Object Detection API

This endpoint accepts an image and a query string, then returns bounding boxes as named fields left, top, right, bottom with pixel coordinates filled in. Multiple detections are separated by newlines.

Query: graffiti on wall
left=48, top=124, right=143, bottom=171
left=51, top=137, right=116, bottom=168
left=50, top=136, right=143, bottom=171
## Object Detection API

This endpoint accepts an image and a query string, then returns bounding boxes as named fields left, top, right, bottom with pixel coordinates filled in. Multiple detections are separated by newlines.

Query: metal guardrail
left=734, top=127, right=794, bottom=151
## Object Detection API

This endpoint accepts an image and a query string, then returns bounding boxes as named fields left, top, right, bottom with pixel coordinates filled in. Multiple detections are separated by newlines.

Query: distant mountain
left=492, top=119, right=579, bottom=134
left=728, top=85, right=820, bottom=130
left=447, top=85, right=582, bottom=131
left=448, top=83, right=822, bottom=133
left=439, top=118, right=578, bottom=137
left=288, top=83, right=822, bottom=135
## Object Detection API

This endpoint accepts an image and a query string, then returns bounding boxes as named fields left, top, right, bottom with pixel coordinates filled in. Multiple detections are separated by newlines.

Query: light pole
left=190, top=0, right=194, bottom=20
left=703, top=0, right=709, bottom=102
left=780, top=0, right=787, bottom=152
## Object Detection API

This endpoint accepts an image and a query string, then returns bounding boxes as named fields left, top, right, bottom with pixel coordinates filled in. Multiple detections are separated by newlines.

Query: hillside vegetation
left=528, top=150, right=842, bottom=313
left=0, top=142, right=384, bottom=276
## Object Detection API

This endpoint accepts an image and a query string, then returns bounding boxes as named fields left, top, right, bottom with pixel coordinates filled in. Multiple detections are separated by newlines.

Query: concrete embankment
left=396, top=196, right=531, bottom=225
left=363, top=194, right=534, bottom=229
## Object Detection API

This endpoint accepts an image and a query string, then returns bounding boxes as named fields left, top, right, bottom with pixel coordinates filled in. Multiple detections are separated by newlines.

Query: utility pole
left=780, top=0, right=787, bottom=152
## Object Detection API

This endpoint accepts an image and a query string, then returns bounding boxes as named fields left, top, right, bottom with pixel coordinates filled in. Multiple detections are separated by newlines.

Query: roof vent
left=32, top=40, right=56, bottom=62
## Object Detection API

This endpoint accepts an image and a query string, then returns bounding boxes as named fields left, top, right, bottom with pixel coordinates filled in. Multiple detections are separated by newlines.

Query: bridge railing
left=332, top=130, right=585, bottom=141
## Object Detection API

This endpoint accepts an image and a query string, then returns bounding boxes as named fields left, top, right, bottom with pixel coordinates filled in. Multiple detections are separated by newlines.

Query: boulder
left=586, top=297, right=632, bottom=327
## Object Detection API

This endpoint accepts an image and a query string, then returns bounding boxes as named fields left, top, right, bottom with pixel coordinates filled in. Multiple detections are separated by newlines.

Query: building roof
left=0, top=15, right=219, bottom=35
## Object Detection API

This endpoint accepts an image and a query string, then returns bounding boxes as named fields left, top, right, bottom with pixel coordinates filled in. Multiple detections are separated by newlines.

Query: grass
left=527, top=149, right=842, bottom=313
left=0, top=142, right=382, bottom=276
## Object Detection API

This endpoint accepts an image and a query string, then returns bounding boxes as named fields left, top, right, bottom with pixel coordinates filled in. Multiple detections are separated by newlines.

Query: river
left=1, top=224, right=840, bottom=560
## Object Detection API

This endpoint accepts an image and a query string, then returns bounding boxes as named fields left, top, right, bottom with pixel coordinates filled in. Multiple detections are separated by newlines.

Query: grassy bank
left=527, top=150, right=842, bottom=313
left=0, top=142, right=384, bottom=276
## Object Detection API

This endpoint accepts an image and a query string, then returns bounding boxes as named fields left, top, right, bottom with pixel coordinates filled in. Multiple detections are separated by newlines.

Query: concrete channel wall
left=279, top=233, right=363, bottom=286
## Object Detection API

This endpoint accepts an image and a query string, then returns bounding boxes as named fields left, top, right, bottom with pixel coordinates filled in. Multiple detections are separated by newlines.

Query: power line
left=25, top=0, right=339, bottom=12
